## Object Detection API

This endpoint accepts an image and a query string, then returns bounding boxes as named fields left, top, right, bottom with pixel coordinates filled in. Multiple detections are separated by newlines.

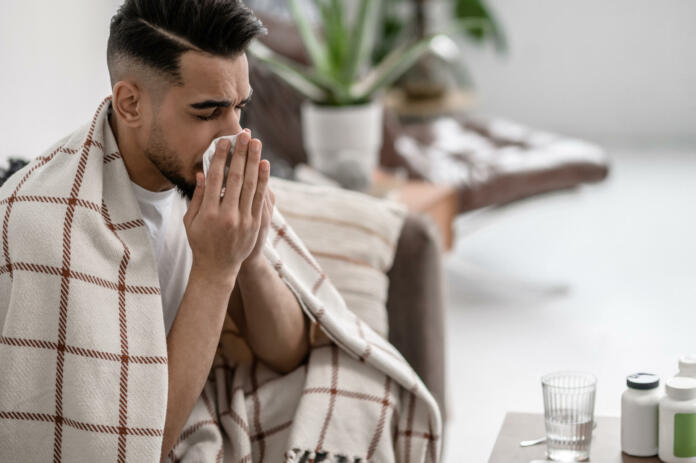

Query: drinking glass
left=541, top=371, right=597, bottom=461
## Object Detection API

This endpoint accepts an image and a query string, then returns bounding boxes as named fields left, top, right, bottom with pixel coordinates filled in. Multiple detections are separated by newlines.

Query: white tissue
left=202, top=133, right=242, bottom=179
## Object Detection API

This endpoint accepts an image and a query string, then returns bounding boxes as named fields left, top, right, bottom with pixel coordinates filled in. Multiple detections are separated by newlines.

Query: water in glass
left=542, top=372, right=597, bottom=462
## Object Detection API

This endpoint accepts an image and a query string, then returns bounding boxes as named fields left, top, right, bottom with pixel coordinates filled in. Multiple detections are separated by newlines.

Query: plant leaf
left=350, top=34, right=442, bottom=101
left=288, top=0, right=330, bottom=73
left=454, top=0, right=507, bottom=52
left=319, top=1, right=337, bottom=77
left=372, top=0, right=406, bottom=65
left=247, top=41, right=329, bottom=102
left=343, top=0, right=380, bottom=84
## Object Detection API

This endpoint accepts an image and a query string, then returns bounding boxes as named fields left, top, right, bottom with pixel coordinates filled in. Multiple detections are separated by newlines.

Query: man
left=0, top=1, right=441, bottom=461
left=106, top=1, right=312, bottom=458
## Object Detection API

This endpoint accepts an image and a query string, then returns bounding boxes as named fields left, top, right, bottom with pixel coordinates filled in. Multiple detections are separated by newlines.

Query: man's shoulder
left=0, top=125, right=90, bottom=200
left=0, top=126, right=99, bottom=264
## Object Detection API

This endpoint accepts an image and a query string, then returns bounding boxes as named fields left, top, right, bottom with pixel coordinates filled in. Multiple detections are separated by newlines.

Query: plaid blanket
left=0, top=97, right=441, bottom=462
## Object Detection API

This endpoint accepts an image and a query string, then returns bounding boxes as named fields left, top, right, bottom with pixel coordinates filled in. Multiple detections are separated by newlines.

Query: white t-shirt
left=130, top=181, right=192, bottom=336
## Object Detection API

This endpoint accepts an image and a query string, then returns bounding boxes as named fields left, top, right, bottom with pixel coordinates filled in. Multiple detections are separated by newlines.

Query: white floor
left=440, top=147, right=696, bottom=462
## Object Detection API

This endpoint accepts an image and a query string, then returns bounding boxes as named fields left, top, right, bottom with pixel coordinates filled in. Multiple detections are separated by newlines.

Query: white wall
left=0, top=0, right=121, bottom=159
left=1, top=0, right=695, bottom=162
left=459, top=0, right=696, bottom=145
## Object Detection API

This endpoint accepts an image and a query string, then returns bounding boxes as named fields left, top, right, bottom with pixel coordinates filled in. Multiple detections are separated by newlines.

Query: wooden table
left=489, top=413, right=660, bottom=463
left=371, top=169, right=459, bottom=251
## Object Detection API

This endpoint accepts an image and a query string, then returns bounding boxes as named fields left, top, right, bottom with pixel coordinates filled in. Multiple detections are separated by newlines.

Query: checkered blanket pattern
left=0, top=97, right=441, bottom=462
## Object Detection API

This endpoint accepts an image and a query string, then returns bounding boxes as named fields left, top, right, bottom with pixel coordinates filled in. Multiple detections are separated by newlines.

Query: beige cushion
left=270, top=177, right=407, bottom=339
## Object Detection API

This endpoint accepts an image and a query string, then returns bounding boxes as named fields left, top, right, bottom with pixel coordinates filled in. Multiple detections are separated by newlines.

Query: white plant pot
left=301, top=101, right=383, bottom=191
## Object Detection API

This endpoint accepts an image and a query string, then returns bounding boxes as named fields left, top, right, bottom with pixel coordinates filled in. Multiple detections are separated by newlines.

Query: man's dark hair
left=107, top=0, right=266, bottom=85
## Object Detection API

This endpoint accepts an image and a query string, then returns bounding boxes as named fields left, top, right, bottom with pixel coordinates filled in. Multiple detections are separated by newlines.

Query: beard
left=144, top=122, right=197, bottom=201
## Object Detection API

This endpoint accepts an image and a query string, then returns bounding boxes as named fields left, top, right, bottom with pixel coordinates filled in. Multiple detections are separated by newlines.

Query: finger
left=251, top=160, right=270, bottom=220
left=202, top=138, right=230, bottom=209
left=222, top=132, right=250, bottom=207
left=258, top=190, right=270, bottom=224
left=238, top=139, right=262, bottom=216
left=183, top=172, right=205, bottom=228
left=264, top=189, right=274, bottom=216
left=265, top=189, right=275, bottom=221
left=262, top=193, right=273, bottom=226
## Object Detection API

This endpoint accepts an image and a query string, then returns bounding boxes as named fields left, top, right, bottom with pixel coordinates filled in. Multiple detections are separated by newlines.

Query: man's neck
left=108, top=107, right=174, bottom=193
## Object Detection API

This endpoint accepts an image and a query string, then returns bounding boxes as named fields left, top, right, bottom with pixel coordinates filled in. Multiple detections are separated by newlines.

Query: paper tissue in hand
left=202, top=133, right=242, bottom=179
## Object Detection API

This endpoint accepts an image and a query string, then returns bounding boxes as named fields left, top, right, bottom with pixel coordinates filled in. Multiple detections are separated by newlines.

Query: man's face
left=143, top=51, right=251, bottom=199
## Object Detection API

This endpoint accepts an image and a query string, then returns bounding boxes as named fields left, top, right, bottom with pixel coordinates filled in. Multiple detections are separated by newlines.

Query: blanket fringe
left=285, top=448, right=370, bottom=463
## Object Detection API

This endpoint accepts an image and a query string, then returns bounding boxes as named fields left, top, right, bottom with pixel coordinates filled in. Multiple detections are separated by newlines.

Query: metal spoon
left=519, top=422, right=597, bottom=447
left=519, top=436, right=546, bottom=447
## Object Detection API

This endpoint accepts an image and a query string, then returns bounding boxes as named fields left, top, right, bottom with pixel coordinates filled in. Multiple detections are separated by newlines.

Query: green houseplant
left=376, top=0, right=505, bottom=102
left=375, top=0, right=505, bottom=63
left=248, top=0, right=459, bottom=190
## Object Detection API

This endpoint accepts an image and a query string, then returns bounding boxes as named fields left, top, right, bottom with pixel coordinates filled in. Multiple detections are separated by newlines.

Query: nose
left=215, top=110, right=243, bottom=139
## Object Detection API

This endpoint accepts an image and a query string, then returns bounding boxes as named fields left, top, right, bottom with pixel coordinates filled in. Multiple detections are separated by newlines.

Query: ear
left=111, top=80, right=144, bottom=128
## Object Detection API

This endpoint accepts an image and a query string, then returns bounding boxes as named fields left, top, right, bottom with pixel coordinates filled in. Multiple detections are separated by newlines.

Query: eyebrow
left=189, top=88, right=254, bottom=110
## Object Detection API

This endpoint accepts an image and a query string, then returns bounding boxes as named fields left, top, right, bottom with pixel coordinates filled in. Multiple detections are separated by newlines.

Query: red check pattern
left=194, top=203, right=442, bottom=462
left=270, top=177, right=408, bottom=342
left=0, top=97, right=441, bottom=462
left=0, top=98, right=167, bottom=462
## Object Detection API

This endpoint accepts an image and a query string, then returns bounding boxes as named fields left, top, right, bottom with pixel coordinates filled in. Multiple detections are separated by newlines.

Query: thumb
left=184, top=172, right=205, bottom=228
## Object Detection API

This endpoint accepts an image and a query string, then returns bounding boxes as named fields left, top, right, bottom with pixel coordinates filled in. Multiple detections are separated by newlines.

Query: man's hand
left=183, top=132, right=270, bottom=289
left=161, top=132, right=269, bottom=461
left=238, top=127, right=273, bottom=270
left=219, top=131, right=309, bottom=374
left=243, top=186, right=275, bottom=269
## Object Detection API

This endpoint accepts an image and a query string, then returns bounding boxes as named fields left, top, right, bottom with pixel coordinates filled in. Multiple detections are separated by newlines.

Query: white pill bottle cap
left=678, top=354, right=696, bottom=377
left=665, top=376, right=696, bottom=401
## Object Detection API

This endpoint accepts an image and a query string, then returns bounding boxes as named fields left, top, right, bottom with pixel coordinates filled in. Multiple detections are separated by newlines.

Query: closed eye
left=196, top=107, right=220, bottom=121
left=196, top=105, right=246, bottom=121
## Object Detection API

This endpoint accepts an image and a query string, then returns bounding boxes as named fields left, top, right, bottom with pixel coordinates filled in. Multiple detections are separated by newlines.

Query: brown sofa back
left=386, top=213, right=447, bottom=422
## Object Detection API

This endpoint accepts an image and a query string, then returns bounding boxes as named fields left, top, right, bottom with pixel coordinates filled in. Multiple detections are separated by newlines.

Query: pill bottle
left=621, top=373, right=661, bottom=457
left=659, top=376, right=696, bottom=463
left=677, top=355, right=696, bottom=379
